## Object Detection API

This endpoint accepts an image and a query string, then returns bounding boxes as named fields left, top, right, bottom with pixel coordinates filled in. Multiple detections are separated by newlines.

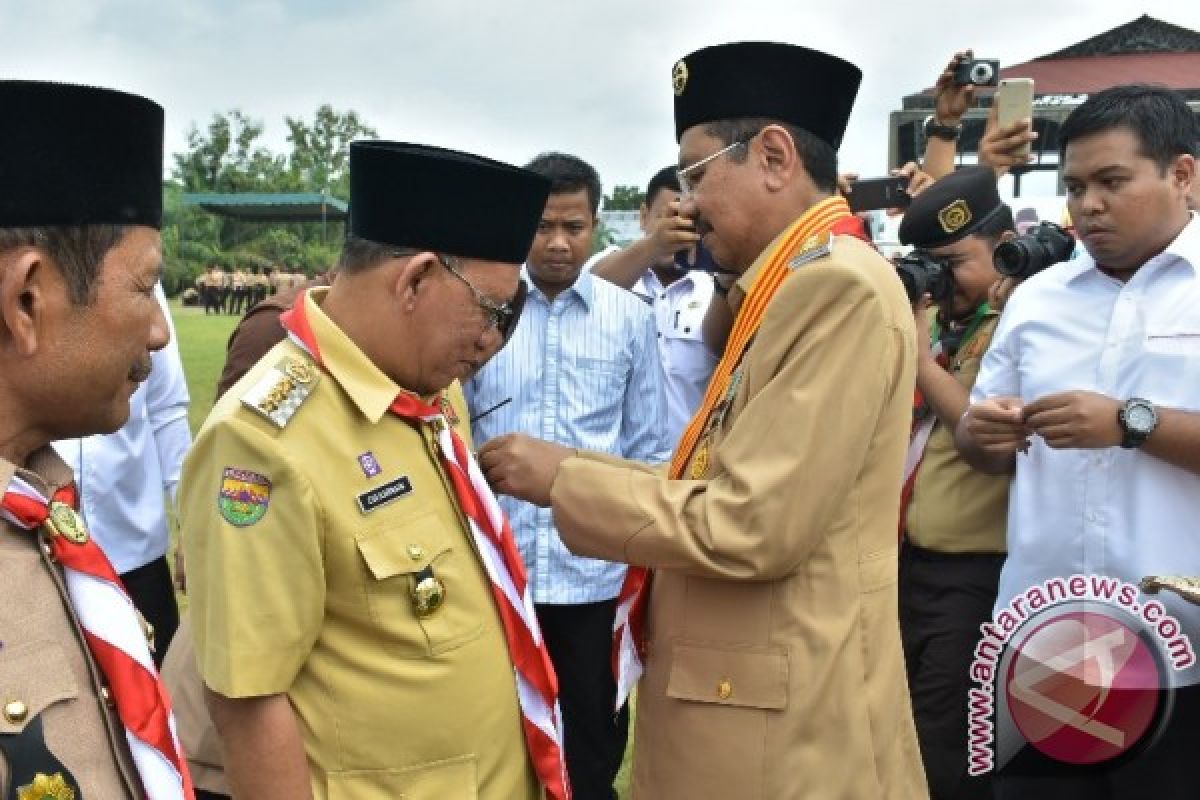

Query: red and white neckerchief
left=281, top=293, right=570, bottom=800
left=1, top=474, right=194, bottom=800
left=611, top=200, right=872, bottom=709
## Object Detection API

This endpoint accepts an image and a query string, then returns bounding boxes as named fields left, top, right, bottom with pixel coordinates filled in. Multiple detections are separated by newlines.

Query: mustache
left=128, top=358, right=153, bottom=383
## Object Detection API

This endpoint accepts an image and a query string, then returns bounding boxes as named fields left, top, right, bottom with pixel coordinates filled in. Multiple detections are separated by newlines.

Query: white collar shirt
left=972, top=212, right=1200, bottom=640
left=632, top=269, right=718, bottom=447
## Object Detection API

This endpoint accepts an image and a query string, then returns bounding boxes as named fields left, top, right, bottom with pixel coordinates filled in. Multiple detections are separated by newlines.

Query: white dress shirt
left=632, top=269, right=719, bottom=447
left=52, top=285, right=192, bottom=575
left=972, top=213, right=1200, bottom=641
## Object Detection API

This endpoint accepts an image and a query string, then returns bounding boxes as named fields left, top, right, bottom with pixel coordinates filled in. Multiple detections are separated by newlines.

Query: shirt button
left=717, top=679, right=733, bottom=701
left=3, top=700, right=28, bottom=724
left=1087, top=511, right=1099, bottom=523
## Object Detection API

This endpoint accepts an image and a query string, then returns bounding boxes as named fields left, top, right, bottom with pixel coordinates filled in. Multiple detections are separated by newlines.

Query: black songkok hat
left=349, top=141, right=551, bottom=265
left=0, top=81, right=164, bottom=228
left=671, top=42, right=862, bottom=148
left=898, top=166, right=1009, bottom=248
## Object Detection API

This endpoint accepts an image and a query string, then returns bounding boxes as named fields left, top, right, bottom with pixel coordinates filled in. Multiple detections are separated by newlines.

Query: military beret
left=349, top=141, right=550, bottom=265
left=0, top=81, right=164, bottom=229
left=898, top=166, right=1010, bottom=248
left=671, top=42, right=862, bottom=148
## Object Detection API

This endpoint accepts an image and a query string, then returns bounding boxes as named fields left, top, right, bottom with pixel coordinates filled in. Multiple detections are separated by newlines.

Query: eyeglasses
left=437, top=253, right=525, bottom=340
left=676, top=132, right=759, bottom=197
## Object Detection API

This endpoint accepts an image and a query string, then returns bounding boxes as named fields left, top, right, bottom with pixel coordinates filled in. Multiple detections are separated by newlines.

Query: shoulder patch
left=219, top=467, right=271, bottom=526
left=241, top=356, right=319, bottom=428
left=788, top=231, right=834, bottom=270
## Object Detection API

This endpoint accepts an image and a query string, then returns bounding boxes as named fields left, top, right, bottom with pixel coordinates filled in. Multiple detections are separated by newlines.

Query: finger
left=1024, top=408, right=1074, bottom=430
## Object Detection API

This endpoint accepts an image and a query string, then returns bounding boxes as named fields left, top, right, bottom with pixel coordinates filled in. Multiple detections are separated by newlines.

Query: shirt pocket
left=355, top=511, right=483, bottom=658
left=1141, top=328, right=1200, bottom=410
left=326, top=754, right=477, bottom=800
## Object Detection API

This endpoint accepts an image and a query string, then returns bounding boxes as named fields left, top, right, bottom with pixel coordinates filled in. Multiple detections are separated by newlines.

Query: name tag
left=357, top=475, right=413, bottom=514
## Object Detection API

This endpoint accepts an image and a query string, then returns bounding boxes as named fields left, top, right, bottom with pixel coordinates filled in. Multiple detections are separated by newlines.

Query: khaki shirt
left=182, top=289, right=538, bottom=800
left=0, top=449, right=140, bottom=800
left=906, top=311, right=1009, bottom=553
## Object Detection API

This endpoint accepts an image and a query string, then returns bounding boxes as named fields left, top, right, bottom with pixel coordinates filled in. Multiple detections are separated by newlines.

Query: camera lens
left=970, top=62, right=994, bottom=84
left=992, top=241, right=1025, bottom=277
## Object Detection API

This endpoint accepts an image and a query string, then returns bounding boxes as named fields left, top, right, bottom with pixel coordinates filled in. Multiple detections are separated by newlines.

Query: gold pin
left=4, top=700, right=28, bottom=724
left=407, top=544, right=425, bottom=561
left=717, top=679, right=733, bottom=701
left=44, top=501, right=88, bottom=545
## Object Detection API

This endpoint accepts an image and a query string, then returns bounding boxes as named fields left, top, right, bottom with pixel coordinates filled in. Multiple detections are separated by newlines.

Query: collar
left=298, top=287, right=406, bottom=424
left=0, top=446, right=75, bottom=499
left=522, top=264, right=594, bottom=310
left=1068, top=212, right=1200, bottom=286
left=736, top=195, right=853, bottom=295
left=637, top=267, right=698, bottom=296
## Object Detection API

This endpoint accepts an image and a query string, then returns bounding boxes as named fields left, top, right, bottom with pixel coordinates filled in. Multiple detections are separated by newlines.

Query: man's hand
left=979, top=103, right=1038, bottom=177
left=988, top=276, right=1017, bottom=312
left=478, top=434, right=575, bottom=507
left=934, top=50, right=977, bottom=125
left=888, top=161, right=934, bottom=217
left=1023, top=390, right=1122, bottom=449
left=646, top=200, right=701, bottom=263
left=965, top=396, right=1030, bottom=456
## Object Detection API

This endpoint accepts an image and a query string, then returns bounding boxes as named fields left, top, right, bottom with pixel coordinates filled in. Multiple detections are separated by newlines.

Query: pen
left=470, top=396, right=513, bottom=424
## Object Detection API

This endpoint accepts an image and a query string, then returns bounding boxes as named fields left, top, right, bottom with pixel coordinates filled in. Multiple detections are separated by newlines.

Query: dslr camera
left=992, top=221, right=1074, bottom=282
left=953, top=58, right=1000, bottom=87
left=894, top=250, right=955, bottom=305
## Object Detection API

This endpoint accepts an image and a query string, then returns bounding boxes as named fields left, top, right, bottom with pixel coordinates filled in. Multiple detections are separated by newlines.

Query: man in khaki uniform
left=482, top=42, right=927, bottom=799
left=895, top=167, right=1014, bottom=800
left=0, top=81, right=175, bottom=799
left=182, top=141, right=557, bottom=800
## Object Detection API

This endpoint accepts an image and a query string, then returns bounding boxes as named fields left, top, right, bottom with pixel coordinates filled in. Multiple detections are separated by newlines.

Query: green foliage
left=164, top=105, right=377, bottom=295
left=603, top=184, right=645, bottom=211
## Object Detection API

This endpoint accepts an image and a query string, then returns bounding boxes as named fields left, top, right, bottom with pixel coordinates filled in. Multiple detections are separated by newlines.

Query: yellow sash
left=669, top=196, right=854, bottom=479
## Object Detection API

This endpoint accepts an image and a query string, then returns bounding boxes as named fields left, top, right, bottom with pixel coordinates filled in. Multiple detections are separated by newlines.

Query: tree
left=285, top=105, right=377, bottom=198
left=603, top=185, right=645, bottom=211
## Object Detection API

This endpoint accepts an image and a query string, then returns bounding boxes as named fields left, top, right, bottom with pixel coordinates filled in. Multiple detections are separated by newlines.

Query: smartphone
left=845, top=176, right=910, bottom=213
left=995, top=78, right=1035, bottom=159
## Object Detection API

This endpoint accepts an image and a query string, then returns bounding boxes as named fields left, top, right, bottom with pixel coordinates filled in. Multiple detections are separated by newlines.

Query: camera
left=894, top=250, right=955, bottom=305
left=953, top=58, right=1000, bottom=87
left=992, top=221, right=1075, bottom=281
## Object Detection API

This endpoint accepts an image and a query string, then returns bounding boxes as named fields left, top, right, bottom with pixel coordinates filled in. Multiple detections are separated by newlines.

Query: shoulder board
left=788, top=231, right=834, bottom=270
left=241, top=355, right=320, bottom=429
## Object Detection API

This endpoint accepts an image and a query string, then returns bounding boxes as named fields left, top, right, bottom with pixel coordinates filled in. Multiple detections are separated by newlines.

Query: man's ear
left=758, top=125, right=799, bottom=191
left=0, top=248, right=54, bottom=358
left=390, top=251, right=439, bottom=312
left=1171, top=153, right=1195, bottom=195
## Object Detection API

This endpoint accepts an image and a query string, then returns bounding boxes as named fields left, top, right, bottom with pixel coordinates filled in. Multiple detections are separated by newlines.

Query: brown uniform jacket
left=0, top=449, right=141, bottom=799
left=551, top=234, right=928, bottom=799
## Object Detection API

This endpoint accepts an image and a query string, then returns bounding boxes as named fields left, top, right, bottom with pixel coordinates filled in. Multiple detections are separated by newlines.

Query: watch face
left=1127, top=404, right=1156, bottom=432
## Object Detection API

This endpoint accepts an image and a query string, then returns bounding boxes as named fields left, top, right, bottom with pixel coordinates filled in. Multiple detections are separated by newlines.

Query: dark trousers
left=993, top=672, right=1200, bottom=799
left=202, top=287, right=221, bottom=314
left=120, top=555, right=179, bottom=669
left=900, top=542, right=1004, bottom=800
left=536, top=600, right=629, bottom=800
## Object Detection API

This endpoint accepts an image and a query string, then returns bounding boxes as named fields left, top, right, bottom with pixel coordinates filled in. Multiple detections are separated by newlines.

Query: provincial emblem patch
left=218, top=467, right=272, bottom=527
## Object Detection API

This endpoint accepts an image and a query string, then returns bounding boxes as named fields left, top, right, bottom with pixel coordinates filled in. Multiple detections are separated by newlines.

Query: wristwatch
left=924, top=115, right=962, bottom=142
left=1118, top=397, right=1158, bottom=449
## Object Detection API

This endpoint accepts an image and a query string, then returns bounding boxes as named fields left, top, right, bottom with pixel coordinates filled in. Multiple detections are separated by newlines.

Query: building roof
left=1038, top=14, right=1200, bottom=59
left=182, top=192, right=348, bottom=222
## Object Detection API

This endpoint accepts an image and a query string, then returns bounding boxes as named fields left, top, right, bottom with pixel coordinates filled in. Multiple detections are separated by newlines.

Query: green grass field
left=168, top=297, right=635, bottom=796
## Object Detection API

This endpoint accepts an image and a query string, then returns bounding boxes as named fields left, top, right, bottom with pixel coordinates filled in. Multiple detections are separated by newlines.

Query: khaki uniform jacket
left=0, top=449, right=141, bottom=799
left=551, top=234, right=928, bottom=799
left=182, top=289, right=538, bottom=800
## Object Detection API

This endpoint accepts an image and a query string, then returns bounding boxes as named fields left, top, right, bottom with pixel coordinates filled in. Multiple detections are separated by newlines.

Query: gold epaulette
left=788, top=231, right=834, bottom=270
left=241, top=356, right=320, bottom=429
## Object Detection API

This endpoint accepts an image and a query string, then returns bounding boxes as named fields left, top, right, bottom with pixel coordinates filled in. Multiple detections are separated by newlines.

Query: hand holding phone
left=994, top=78, right=1035, bottom=159
left=845, top=176, right=912, bottom=213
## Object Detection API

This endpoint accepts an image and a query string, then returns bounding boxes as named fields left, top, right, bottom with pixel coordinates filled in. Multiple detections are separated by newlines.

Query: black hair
left=1060, top=84, right=1199, bottom=172
left=704, top=117, right=838, bottom=193
left=337, top=235, right=399, bottom=273
left=974, top=204, right=1016, bottom=246
left=645, top=165, right=681, bottom=207
left=0, top=225, right=130, bottom=304
left=524, top=152, right=603, bottom=215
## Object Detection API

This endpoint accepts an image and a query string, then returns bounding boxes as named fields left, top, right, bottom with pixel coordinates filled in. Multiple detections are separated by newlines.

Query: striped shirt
left=465, top=268, right=668, bottom=603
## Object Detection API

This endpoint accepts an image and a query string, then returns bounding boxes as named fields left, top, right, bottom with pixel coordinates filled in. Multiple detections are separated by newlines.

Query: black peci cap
left=349, top=141, right=551, bottom=265
left=671, top=42, right=862, bottom=148
left=0, top=81, right=164, bottom=228
left=898, top=166, right=1010, bottom=248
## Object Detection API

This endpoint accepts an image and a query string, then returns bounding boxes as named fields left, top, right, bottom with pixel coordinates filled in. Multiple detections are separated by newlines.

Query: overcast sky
left=5, top=0, right=1199, bottom=195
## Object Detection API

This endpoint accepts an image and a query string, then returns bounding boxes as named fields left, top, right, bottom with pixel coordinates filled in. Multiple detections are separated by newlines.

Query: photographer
left=956, top=85, right=1200, bottom=796
left=895, top=165, right=1015, bottom=800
